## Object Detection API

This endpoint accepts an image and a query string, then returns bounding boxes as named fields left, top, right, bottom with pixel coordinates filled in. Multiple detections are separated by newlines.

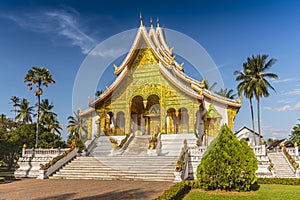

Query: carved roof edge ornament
left=88, top=17, right=242, bottom=109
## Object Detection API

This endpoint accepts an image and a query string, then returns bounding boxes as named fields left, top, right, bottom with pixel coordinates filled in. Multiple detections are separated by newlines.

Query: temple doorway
left=130, top=94, right=160, bottom=135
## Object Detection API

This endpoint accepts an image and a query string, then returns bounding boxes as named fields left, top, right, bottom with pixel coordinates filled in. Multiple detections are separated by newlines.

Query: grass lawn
left=184, top=184, right=300, bottom=200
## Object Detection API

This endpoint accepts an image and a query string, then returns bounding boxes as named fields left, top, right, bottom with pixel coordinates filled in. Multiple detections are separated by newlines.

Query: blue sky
left=0, top=0, right=300, bottom=140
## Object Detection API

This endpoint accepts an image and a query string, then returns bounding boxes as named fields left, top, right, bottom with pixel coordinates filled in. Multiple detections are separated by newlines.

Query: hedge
left=257, top=178, right=300, bottom=185
left=154, top=181, right=191, bottom=200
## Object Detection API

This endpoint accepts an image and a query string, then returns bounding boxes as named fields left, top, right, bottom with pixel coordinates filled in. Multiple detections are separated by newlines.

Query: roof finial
left=157, top=17, right=160, bottom=27
left=140, top=12, right=143, bottom=27
left=150, top=17, right=153, bottom=28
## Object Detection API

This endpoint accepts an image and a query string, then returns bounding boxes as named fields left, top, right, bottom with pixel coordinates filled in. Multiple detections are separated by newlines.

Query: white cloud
left=287, top=88, right=300, bottom=95
left=276, top=99, right=291, bottom=104
left=262, top=125, right=291, bottom=140
left=272, top=78, right=295, bottom=83
left=3, top=9, right=97, bottom=55
left=264, top=102, right=300, bottom=112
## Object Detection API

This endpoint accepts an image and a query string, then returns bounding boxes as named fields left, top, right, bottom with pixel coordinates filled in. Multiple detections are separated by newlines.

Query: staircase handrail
left=38, top=148, right=78, bottom=179
left=282, top=149, right=299, bottom=172
left=120, top=133, right=135, bottom=151
left=175, top=140, right=189, bottom=180
left=155, top=133, right=162, bottom=154
left=86, top=136, right=98, bottom=156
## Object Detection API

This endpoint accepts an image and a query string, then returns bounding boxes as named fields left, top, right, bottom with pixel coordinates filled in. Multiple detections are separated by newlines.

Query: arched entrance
left=130, top=94, right=160, bottom=135
left=178, top=107, right=189, bottom=133
left=130, top=96, right=145, bottom=135
left=145, top=95, right=160, bottom=135
left=166, top=108, right=177, bottom=134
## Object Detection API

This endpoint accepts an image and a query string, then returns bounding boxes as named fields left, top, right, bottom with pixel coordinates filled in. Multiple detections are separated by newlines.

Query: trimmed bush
left=197, top=124, right=258, bottom=191
left=0, top=177, right=4, bottom=182
left=257, top=178, right=300, bottom=185
left=154, top=181, right=191, bottom=200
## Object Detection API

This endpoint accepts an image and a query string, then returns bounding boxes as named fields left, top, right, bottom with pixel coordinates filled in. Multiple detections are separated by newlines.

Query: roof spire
left=150, top=17, right=153, bottom=28
left=157, top=17, right=160, bottom=27
left=140, top=12, right=143, bottom=27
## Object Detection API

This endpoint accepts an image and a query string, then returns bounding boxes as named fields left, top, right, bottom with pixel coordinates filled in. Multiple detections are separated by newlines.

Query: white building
left=235, top=126, right=263, bottom=146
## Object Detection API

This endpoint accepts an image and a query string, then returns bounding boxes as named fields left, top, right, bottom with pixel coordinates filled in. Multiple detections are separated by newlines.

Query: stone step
left=50, top=176, right=174, bottom=181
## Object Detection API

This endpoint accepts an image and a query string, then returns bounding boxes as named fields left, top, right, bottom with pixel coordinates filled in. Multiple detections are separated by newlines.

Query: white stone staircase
left=49, top=134, right=198, bottom=181
left=268, top=152, right=295, bottom=178
left=122, top=136, right=149, bottom=156
left=50, top=156, right=177, bottom=181
left=88, top=136, right=112, bottom=157
left=160, top=134, right=197, bottom=156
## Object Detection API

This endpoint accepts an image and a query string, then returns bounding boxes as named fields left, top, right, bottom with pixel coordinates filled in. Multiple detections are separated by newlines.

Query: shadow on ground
left=33, top=188, right=156, bottom=200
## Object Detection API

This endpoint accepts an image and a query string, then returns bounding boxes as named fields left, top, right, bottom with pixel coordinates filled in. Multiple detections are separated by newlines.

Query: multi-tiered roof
left=89, top=16, right=241, bottom=109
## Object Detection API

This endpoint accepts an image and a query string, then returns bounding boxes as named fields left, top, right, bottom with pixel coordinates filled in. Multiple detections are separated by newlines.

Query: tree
left=95, top=90, right=103, bottom=98
left=39, top=99, right=62, bottom=134
left=246, top=55, right=278, bottom=143
left=216, top=88, right=237, bottom=99
left=197, top=125, right=257, bottom=191
left=15, top=98, right=34, bottom=125
left=10, top=96, right=20, bottom=121
left=234, top=65, right=256, bottom=145
left=24, top=67, right=55, bottom=148
left=0, top=123, right=66, bottom=170
left=290, top=119, right=300, bottom=145
left=67, top=110, right=87, bottom=152
left=202, top=79, right=217, bottom=91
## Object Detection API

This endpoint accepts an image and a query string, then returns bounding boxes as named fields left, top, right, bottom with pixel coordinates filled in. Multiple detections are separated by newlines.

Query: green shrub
left=154, top=181, right=191, bottom=200
left=0, top=177, right=5, bottom=182
left=197, top=124, right=258, bottom=191
left=257, top=178, right=300, bottom=185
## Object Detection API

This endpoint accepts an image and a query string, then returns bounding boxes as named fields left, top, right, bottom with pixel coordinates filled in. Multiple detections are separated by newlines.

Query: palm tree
left=202, top=79, right=217, bottom=91
left=216, top=88, right=237, bottom=99
left=10, top=96, right=20, bottom=121
left=39, top=99, right=62, bottom=134
left=95, top=90, right=103, bottom=98
left=234, top=62, right=256, bottom=145
left=24, top=67, right=55, bottom=148
left=16, top=98, right=34, bottom=125
left=247, top=55, right=278, bottom=143
left=67, top=110, right=87, bottom=142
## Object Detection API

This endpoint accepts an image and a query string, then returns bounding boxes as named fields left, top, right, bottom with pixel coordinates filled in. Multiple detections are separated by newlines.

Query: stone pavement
left=0, top=179, right=173, bottom=200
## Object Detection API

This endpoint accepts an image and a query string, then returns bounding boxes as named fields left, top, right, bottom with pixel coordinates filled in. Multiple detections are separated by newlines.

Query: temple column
left=160, top=106, right=166, bottom=134
left=175, top=110, right=179, bottom=134
left=125, top=100, right=131, bottom=134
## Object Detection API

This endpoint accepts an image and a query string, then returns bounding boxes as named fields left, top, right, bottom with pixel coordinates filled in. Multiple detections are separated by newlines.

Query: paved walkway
left=0, top=179, right=173, bottom=200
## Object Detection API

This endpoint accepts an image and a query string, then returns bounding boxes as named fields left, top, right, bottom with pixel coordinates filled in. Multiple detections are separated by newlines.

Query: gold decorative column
left=87, top=117, right=92, bottom=139
left=227, top=106, right=238, bottom=131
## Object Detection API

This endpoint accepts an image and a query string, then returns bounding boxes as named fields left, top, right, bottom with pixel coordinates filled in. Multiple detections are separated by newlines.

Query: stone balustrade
left=22, top=148, right=69, bottom=157
left=286, top=146, right=299, bottom=157
left=251, top=145, right=266, bottom=156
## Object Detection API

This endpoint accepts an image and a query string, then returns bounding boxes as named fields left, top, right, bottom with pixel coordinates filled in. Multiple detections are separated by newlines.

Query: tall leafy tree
left=39, top=99, right=62, bottom=134
left=246, top=55, right=278, bottom=143
left=24, top=67, right=55, bottom=148
left=15, top=98, right=34, bottom=125
left=95, top=90, right=103, bottom=98
left=67, top=110, right=87, bottom=140
left=216, top=88, right=237, bottom=99
left=203, top=79, right=217, bottom=91
left=67, top=110, right=87, bottom=152
left=234, top=64, right=256, bottom=145
left=290, top=119, right=300, bottom=145
left=10, top=96, right=20, bottom=121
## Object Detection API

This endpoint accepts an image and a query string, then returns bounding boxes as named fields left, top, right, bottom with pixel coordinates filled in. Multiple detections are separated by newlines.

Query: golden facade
left=86, top=19, right=242, bottom=138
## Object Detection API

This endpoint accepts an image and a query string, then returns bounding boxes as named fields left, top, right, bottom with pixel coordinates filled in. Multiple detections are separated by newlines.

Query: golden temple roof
left=89, top=19, right=242, bottom=109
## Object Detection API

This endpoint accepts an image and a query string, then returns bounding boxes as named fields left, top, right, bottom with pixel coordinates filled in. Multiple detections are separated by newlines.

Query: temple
left=80, top=16, right=242, bottom=143
left=16, top=18, right=300, bottom=182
